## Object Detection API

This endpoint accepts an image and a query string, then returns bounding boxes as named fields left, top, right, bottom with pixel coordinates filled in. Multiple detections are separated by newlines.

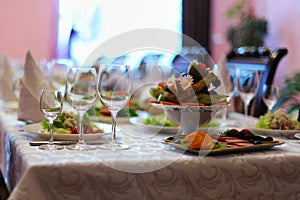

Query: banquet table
left=1, top=102, right=300, bottom=200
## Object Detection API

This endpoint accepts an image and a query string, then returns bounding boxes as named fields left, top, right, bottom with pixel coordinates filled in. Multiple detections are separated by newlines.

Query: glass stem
left=244, top=100, right=249, bottom=117
left=78, top=112, right=85, bottom=145
left=49, top=120, right=54, bottom=145
left=111, top=112, right=118, bottom=145
left=243, top=100, right=250, bottom=127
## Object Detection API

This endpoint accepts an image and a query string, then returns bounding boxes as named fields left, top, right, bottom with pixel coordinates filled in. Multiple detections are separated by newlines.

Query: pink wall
left=0, top=0, right=58, bottom=62
left=255, top=0, right=300, bottom=86
left=210, top=0, right=300, bottom=86
left=210, top=0, right=237, bottom=63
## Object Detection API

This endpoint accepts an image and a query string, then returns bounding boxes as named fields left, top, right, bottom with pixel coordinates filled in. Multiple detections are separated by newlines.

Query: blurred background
left=0, top=0, right=299, bottom=88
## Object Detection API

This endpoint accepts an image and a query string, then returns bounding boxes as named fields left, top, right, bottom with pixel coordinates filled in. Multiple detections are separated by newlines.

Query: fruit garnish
left=183, top=131, right=214, bottom=149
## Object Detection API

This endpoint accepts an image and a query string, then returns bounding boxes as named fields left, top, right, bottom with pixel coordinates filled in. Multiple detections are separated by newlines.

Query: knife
left=29, top=140, right=106, bottom=146
left=29, top=141, right=77, bottom=146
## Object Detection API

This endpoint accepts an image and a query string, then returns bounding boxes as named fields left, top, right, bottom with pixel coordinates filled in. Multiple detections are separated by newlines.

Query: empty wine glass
left=224, top=69, right=236, bottom=103
left=39, top=89, right=64, bottom=150
left=66, top=67, right=98, bottom=150
left=262, top=84, right=279, bottom=112
left=236, top=69, right=260, bottom=122
left=97, top=64, right=131, bottom=150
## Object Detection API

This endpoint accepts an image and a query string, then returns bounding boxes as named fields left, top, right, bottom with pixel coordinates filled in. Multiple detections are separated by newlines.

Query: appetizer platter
left=162, top=128, right=284, bottom=155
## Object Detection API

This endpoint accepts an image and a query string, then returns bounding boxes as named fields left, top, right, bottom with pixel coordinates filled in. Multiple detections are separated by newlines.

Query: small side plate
left=294, top=133, right=300, bottom=140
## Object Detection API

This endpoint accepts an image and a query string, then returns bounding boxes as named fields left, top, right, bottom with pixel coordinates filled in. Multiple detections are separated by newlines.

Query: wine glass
left=262, top=84, right=279, bottom=112
left=224, top=69, right=236, bottom=103
left=39, top=89, right=64, bottom=150
left=236, top=68, right=260, bottom=121
left=97, top=64, right=131, bottom=150
left=66, top=67, right=98, bottom=150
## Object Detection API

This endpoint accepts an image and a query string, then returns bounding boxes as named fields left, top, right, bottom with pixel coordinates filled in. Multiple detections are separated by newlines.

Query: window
left=57, top=0, right=182, bottom=65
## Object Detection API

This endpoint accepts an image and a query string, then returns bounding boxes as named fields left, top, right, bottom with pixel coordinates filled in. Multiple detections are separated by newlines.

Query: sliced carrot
left=160, top=101, right=178, bottom=105
left=181, top=102, right=199, bottom=106
left=149, top=99, right=160, bottom=104
left=212, top=102, right=228, bottom=106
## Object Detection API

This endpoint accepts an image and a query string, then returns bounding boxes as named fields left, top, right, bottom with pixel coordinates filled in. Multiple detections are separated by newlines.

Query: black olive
left=165, top=137, right=174, bottom=142
left=212, top=79, right=221, bottom=88
left=253, top=140, right=263, bottom=145
left=264, top=136, right=273, bottom=141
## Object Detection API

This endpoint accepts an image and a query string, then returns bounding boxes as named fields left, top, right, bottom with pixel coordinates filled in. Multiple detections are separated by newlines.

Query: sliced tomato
left=70, top=127, right=78, bottom=134
left=99, top=108, right=111, bottom=116
left=86, top=125, right=94, bottom=134
left=158, top=82, right=165, bottom=90
left=95, top=129, right=104, bottom=133
left=199, top=63, right=206, bottom=70
left=281, top=123, right=287, bottom=130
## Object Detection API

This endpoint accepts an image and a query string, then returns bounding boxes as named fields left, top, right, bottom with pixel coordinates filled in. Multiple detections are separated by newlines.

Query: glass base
left=39, top=144, right=64, bottom=150
left=66, top=143, right=97, bottom=151
left=98, top=143, right=129, bottom=150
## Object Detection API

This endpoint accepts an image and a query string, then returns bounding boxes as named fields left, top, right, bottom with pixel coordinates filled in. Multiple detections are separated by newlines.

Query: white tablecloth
left=1, top=103, right=300, bottom=200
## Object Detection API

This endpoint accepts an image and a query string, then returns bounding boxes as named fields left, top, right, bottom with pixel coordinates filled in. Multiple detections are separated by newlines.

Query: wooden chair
left=226, top=47, right=288, bottom=117
left=0, top=172, right=9, bottom=199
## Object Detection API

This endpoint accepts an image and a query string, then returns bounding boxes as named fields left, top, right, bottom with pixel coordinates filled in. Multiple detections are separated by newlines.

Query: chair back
left=227, top=48, right=288, bottom=117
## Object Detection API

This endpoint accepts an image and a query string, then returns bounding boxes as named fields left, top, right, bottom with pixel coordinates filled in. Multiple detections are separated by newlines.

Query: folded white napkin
left=0, top=56, right=17, bottom=101
left=17, top=51, right=51, bottom=122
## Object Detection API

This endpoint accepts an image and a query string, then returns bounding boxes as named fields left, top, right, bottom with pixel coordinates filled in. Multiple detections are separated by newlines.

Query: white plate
left=129, top=117, right=180, bottom=134
left=294, top=133, right=300, bottom=140
left=249, top=127, right=299, bottom=139
left=129, top=117, right=222, bottom=135
left=89, top=115, right=129, bottom=124
left=23, top=123, right=111, bottom=141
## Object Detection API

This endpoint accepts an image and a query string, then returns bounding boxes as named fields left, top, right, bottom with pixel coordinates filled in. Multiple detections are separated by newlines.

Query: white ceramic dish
left=129, top=116, right=224, bottom=135
left=129, top=117, right=180, bottom=134
left=294, top=133, right=300, bottom=140
left=89, top=115, right=129, bottom=124
left=23, top=123, right=111, bottom=141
